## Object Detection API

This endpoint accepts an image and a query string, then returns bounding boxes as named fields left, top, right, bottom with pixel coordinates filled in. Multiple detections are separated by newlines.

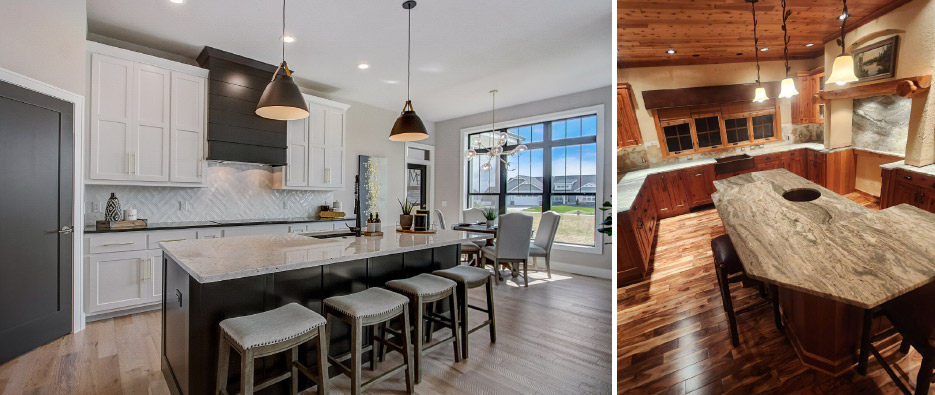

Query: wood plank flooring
left=618, top=193, right=929, bottom=394
left=0, top=271, right=611, bottom=395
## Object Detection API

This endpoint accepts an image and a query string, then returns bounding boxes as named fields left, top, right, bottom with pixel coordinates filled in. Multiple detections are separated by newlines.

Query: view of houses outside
left=467, top=114, right=599, bottom=246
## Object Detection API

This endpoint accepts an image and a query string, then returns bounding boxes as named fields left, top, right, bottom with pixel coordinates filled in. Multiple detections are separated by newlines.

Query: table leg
left=856, top=308, right=873, bottom=375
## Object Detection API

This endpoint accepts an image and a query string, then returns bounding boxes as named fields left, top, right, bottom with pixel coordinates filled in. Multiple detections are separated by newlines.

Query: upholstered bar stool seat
left=433, top=265, right=496, bottom=359
left=216, top=303, right=329, bottom=395
left=385, top=274, right=462, bottom=384
left=324, top=288, right=414, bottom=395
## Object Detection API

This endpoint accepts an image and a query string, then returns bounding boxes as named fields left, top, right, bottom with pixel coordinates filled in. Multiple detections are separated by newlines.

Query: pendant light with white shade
left=388, top=1, right=429, bottom=142
left=777, top=0, right=799, bottom=98
left=826, top=0, right=859, bottom=85
left=747, top=0, right=769, bottom=103
left=256, top=0, right=309, bottom=121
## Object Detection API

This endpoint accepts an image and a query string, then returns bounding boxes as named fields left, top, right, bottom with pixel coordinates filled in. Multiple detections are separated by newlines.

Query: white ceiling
left=87, top=0, right=612, bottom=122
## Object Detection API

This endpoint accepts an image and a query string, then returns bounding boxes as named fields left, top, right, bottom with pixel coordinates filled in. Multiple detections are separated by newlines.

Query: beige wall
left=618, top=58, right=822, bottom=165
left=0, top=0, right=87, bottom=94
left=823, top=0, right=935, bottom=164
left=854, top=151, right=903, bottom=196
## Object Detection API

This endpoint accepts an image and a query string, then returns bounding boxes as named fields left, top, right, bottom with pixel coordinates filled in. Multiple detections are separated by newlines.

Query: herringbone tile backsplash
left=85, top=162, right=334, bottom=223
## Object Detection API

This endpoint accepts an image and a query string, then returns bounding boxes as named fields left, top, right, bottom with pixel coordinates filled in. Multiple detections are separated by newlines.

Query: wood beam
left=816, top=76, right=931, bottom=101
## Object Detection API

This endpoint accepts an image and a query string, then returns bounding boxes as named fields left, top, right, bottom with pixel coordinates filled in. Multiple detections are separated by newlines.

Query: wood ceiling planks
left=619, top=0, right=913, bottom=68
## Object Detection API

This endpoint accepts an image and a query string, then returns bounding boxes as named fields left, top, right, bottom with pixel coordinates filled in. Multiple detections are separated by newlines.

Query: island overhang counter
left=159, top=229, right=487, bottom=395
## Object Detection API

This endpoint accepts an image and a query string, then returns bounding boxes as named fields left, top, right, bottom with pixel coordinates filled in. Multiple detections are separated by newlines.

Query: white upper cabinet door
left=325, top=148, right=344, bottom=188
left=170, top=72, right=207, bottom=183
left=285, top=116, right=309, bottom=187
left=132, top=64, right=171, bottom=182
left=89, top=53, right=134, bottom=181
left=324, top=110, right=345, bottom=148
left=307, top=108, right=328, bottom=188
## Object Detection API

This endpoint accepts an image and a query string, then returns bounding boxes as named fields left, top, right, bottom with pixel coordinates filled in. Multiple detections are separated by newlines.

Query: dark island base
left=161, top=245, right=460, bottom=395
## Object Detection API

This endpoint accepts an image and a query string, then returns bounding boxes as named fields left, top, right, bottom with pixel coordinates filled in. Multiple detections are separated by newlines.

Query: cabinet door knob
left=695, top=173, right=703, bottom=177
left=905, top=175, right=913, bottom=180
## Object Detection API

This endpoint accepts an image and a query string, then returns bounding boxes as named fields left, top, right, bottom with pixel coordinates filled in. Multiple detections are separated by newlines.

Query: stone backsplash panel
left=85, top=162, right=335, bottom=223
left=852, top=94, right=910, bottom=155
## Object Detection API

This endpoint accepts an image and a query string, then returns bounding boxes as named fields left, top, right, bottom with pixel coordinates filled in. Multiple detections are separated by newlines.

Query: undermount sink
left=303, top=232, right=357, bottom=239
left=783, top=188, right=821, bottom=202
left=714, top=154, right=754, bottom=175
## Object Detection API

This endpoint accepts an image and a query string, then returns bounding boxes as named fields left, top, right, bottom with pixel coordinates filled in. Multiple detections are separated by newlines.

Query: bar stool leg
left=241, top=349, right=255, bottom=395
left=717, top=266, right=740, bottom=347
left=424, top=301, right=436, bottom=344
left=216, top=332, right=231, bottom=395
left=459, top=284, right=470, bottom=359
left=369, top=325, right=377, bottom=371
left=916, top=351, right=935, bottom=395
left=350, top=321, right=363, bottom=395
left=487, top=280, right=497, bottom=344
left=286, top=346, right=298, bottom=395
left=377, top=322, right=387, bottom=362
left=401, top=305, right=415, bottom=394
left=900, top=338, right=912, bottom=354
left=450, top=291, right=462, bottom=363
left=857, top=308, right=873, bottom=375
left=316, top=325, right=329, bottom=395
left=413, top=298, right=424, bottom=384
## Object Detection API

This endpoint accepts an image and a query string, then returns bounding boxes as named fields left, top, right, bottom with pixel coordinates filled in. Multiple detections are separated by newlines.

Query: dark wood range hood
left=196, top=47, right=289, bottom=166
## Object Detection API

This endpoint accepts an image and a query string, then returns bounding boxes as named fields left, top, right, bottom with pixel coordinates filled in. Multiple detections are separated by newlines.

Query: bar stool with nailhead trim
left=433, top=265, right=496, bottom=359
left=385, top=273, right=462, bottom=384
left=215, top=303, right=329, bottom=395
left=323, top=287, right=415, bottom=395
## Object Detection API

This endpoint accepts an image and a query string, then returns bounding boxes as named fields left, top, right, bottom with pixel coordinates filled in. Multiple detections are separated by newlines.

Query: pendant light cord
left=750, top=0, right=761, bottom=85
left=407, top=6, right=412, bottom=101
left=282, top=0, right=286, bottom=63
left=839, top=0, right=848, bottom=55
left=491, top=91, right=496, bottom=134
left=781, top=0, right=791, bottom=78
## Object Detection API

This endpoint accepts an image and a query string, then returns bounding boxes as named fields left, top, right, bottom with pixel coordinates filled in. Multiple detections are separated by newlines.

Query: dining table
left=711, top=168, right=935, bottom=375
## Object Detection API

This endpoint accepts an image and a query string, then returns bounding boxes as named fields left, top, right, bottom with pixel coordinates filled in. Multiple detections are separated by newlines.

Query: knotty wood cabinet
left=618, top=83, right=642, bottom=149
left=806, top=150, right=827, bottom=187
left=618, top=182, right=658, bottom=286
left=683, top=165, right=715, bottom=207
left=792, top=67, right=825, bottom=124
left=649, top=171, right=689, bottom=218
left=881, top=168, right=935, bottom=212
left=781, top=149, right=807, bottom=178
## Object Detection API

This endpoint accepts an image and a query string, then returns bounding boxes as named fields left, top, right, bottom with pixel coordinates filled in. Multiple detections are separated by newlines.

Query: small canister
left=124, top=208, right=138, bottom=221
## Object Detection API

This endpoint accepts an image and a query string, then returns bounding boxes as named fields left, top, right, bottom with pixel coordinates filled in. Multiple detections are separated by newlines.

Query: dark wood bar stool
left=385, top=273, right=462, bottom=384
left=433, top=265, right=496, bottom=359
left=711, top=234, right=782, bottom=347
left=858, top=283, right=935, bottom=395
left=324, top=288, right=415, bottom=395
left=215, top=303, right=329, bottom=395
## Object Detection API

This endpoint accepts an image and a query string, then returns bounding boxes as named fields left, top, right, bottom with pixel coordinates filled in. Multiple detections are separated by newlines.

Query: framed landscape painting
left=853, top=36, right=898, bottom=82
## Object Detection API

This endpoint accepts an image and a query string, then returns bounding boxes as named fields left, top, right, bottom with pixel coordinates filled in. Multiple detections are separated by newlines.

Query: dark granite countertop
left=85, top=216, right=356, bottom=234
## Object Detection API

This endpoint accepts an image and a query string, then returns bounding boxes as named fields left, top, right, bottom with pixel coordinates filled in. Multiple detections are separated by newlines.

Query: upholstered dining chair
left=479, top=213, right=534, bottom=287
left=462, top=208, right=486, bottom=224
left=437, top=209, right=480, bottom=265
left=529, top=211, right=560, bottom=279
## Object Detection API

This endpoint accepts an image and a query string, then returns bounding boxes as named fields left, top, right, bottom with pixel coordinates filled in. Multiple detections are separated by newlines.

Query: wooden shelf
left=816, top=75, right=931, bottom=102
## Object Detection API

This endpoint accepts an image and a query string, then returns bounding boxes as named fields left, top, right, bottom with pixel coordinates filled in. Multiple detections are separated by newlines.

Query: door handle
left=176, top=289, right=183, bottom=308
left=58, top=226, right=74, bottom=234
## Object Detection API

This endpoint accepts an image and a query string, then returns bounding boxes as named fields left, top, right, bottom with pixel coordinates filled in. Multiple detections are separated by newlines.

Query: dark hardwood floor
left=617, top=193, right=928, bottom=394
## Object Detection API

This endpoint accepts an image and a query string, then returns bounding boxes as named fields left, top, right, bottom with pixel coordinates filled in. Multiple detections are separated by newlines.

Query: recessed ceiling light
left=282, top=35, right=295, bottom=43
left=760, top=47, right=769, bottom=52
left=169, top=0, right=184, bottom=3
left=666, top=49, right=676, bottom=54
left=838, top=13, right=848, bottom=20
left=805, top=43, right=815, bottom=47
left=357, top=63, right=370, bottom=70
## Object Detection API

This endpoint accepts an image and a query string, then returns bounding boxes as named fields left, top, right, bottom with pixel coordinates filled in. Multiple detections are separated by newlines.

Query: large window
left=466, top=114, right=599, bottom=247
left=653, top=100, right=781, bottom=158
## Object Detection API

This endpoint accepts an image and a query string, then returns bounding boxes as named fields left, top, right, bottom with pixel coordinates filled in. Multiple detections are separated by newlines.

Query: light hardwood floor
left=618, top=193, right=928, bottom=394
left=0, top=270, right=611, bottom=395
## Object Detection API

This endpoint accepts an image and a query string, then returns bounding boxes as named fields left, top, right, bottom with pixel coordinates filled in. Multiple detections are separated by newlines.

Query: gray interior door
left=0, top=79, right=74, bottom=364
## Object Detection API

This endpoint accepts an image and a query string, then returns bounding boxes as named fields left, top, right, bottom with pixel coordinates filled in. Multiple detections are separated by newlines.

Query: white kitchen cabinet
left=146, top=250, right=163, bottom=301
left=87, top=42, right=208, bottom=187
left=86, top=250, right=150, bottom=314
left=274, top=95, right=349, bottom=191
left=170, top=72, right=207, bottom=184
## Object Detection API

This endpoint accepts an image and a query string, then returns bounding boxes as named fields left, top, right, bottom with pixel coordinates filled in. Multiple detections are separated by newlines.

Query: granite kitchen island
left=713, top=169, right=935, bottom=374
left=159, top=229, right=486, bottom=395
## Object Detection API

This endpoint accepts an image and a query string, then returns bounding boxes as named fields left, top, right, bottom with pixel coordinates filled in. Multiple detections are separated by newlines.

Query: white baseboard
left=549, top=261, right=612, bottom=279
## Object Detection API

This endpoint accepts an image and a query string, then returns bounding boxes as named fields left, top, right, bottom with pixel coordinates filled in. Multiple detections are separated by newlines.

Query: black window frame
left=466, top=114, right=599, bottom=218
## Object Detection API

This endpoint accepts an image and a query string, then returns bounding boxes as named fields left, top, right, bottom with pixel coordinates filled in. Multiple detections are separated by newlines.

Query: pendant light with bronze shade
left=388, top=0, right=429, bottom=142
left=777, top=0, right=799, bottom=98
left=256, top=0, right=309, bottom=121
left=826, top=0, right=859, bottom=85
left=747, top=0, right=769, bottom=103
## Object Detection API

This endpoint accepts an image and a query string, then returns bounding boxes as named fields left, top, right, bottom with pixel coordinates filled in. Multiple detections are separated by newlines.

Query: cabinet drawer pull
left=905, top=175, right=913, bottom=180
left=101, top=241, right=135, bottom=246
left=158, top=238, right=186, bottom=243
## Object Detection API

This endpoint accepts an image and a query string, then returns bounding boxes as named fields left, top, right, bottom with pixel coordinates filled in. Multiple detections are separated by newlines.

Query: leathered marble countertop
left=712, top=169, right=935, bottom=309
left=161, top=229, right=489, bottom=283
left=617, top=142, right=826, bottom=213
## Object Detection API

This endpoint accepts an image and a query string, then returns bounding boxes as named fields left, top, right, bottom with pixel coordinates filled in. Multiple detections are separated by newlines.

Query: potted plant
left=482, top=208, right=498, bottom=228
left=398, top=198, right=415, bottom=230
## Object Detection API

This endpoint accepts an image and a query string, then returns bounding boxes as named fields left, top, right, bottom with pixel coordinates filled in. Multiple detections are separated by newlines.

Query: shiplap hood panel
left=196, top=47, right=288, bottom=166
